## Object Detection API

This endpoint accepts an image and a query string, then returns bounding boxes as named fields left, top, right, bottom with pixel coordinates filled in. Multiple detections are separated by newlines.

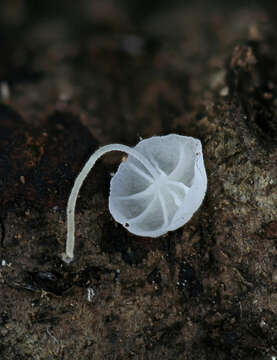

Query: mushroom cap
left=109, top=134, right=207, bottom=237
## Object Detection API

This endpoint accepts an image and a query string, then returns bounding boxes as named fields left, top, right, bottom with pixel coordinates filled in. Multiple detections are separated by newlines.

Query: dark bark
left=0, top=1, right=276, bottom=359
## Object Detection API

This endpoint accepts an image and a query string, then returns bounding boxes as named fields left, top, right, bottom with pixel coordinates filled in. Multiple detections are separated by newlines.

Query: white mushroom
left=62, top=134, right=207, bottom=263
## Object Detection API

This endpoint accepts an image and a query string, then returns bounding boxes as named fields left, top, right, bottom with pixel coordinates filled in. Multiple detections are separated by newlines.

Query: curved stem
left=62, top=143, right=159, bottom=263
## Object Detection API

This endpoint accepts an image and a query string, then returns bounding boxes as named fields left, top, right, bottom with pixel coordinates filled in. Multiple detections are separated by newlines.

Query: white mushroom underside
left=109, top=134, right=207, bottom=237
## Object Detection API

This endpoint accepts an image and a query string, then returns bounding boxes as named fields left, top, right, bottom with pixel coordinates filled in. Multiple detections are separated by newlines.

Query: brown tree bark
left=0, top=1, right=276, bottom=359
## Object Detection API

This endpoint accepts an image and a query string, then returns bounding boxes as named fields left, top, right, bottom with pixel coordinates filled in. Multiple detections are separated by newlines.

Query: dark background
left=0, top=1, right=277, bottom=360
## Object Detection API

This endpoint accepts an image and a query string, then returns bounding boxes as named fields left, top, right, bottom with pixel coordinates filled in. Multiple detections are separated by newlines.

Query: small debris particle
left=47, top=327, right=59, bottom=344
left=59, top=91, right=72, bottom=102
left=220, top=86, right=229, bottom=96
left=20, top=175, right=25, bottom=184
left=87, top=287, right=95, bottom=302
left=248, top=24, right=263, bottom=41
left=0, top=82, right=10, bottom=102
left=263, top=92, right=273, bottom=100
left=259, top=319, right=267, bottom=328
left=1, top=259, right=6, bottom=266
